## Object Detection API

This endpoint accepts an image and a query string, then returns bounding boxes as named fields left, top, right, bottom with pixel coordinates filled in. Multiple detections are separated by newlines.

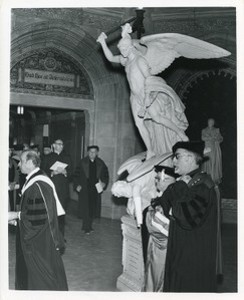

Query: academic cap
left=172, top=141, right=205, bottom=158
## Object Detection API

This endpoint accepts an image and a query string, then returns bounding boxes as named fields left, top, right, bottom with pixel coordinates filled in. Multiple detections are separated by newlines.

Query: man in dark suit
left=73, top=145, right=109, bottom=234
left=41, top=139, right=72, bottom=237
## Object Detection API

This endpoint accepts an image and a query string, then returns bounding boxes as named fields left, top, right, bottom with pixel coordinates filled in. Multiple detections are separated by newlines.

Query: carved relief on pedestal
left=117, top=215, right=145, bottom=291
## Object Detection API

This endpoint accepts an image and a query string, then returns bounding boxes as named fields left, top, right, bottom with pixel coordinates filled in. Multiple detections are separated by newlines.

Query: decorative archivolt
left=10, top=47, right=93, bottom=99
left=176, top=67, right=236, bottom=100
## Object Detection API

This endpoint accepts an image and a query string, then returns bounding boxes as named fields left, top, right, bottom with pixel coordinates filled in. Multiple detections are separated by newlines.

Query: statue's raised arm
left=97, top=32, right=121, bottom=64
left=97, top=23, right=231, bottom=160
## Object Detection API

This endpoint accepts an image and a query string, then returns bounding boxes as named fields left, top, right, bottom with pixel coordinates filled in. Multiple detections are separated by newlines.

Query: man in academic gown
left=73, top=145, right=109, bottom=234
left=8, top=149, right=68, bottom=290
left=41, top=139, right=72, bottom=237
left=157, top=141, right=221, bottom=292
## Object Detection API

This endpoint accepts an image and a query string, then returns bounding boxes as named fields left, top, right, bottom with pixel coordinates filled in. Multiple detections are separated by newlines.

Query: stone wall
left=10, top=7, right=237, bottom=220
left=10, top=11, right=144, bottom=220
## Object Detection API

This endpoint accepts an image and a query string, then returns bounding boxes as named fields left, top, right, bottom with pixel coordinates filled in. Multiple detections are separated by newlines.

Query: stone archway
left=164, top=33, right=237, bottom=199
left=182, top=69, right=236, bottom=199
left=10, top=20, right=133, bottom=219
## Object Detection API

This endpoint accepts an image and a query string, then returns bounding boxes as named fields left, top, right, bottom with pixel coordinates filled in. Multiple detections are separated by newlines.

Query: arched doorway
left=10, top=19, right=134, bottom=219
left=182, top=69, right=237, bottom=198
left=10, top=46, right=94, bottom=161
left=9, top=105, right=87, bottom=171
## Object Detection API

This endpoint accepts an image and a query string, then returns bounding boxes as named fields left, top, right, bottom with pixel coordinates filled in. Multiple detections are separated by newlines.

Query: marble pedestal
left=116, top=215, right=144, bottom=291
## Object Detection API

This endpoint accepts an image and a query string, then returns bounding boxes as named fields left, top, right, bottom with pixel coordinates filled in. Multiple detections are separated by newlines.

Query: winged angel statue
left=97, top=23, right=230, bottom=160
left=97, top=24, right=230, bottom=224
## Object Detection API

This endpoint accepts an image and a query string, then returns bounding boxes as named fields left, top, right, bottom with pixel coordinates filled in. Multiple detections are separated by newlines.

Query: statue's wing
left=127, top=152, right=173, bottom=182
left=140, top=33, right=231, bottom=75
left=117, top=151, right=147, bottom=175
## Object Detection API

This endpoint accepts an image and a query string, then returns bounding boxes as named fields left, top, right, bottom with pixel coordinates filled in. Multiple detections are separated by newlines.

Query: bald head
left=19, top=150, right=40, bottom=174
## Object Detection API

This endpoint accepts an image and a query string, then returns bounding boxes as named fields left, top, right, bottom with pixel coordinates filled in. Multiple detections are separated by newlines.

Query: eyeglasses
left=55, top=142, right=63, bottom=146
left=155, top=174, right=173, bottom=182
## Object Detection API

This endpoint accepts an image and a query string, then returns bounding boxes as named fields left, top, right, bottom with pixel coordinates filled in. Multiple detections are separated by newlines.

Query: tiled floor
left=8, top=214, right=237, bottom=292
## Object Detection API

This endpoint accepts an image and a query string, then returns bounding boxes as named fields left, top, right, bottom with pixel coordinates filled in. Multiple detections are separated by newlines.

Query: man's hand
left=8, top=211, right=18, bottom=221
left=155, top=205, right=163, bottom=213
left=151, top=198, right=161, bottom=209
left=9, top=182, right=16, bottom=191
left=99, top=180, right=106, bottom=189
left=76, top=185, right=82, bottom=193
left=59, top=168, right=67, bottom=176
left=8, top=220, right=17, bottom=226
left=97, top=32, right=107, bottom=44
left=52, top=167, right=67, bottom=176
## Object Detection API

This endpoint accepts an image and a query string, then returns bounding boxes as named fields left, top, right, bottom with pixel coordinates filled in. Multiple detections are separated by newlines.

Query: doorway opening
left=9, top=105, right=86, bottom=173
left=183, top=71, right=237, bottom=199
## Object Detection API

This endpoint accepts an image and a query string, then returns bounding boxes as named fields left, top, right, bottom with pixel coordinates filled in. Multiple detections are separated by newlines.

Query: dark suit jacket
left=41, top=151, right=72, bottom=208
left=73, top=156, right=109, bottom=190
left=73, top=156, right=109, bottom=218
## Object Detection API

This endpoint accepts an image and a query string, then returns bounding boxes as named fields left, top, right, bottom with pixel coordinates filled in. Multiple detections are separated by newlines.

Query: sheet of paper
left=50, top=161, right=68, bottom=171
left=155, top=211, right=170, bottom=225
left=95, top=182, right=103, bottom=193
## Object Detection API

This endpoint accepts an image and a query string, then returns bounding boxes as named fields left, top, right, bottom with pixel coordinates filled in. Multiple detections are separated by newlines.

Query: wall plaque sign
left=24, top=69, right=75, bottom=87
left=11, top=48, right=93, bottom=99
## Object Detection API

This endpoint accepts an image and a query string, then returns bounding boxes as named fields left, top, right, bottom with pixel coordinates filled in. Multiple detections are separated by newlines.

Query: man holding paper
left=41, top=139, right=72, bottom=237
left=8, top=150, right=68, bottom=290
left=73, top=145, right=109, bottom=234
left=143, top=165, right=178, bottom=292
left=158, top=141, right=220, bottom=292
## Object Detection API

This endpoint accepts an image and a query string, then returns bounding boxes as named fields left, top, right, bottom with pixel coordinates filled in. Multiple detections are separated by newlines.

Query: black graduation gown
left=15, top=223, right=28, bottom=290
left=9, top=158, right=18, bottom=211
left=17, top=170, right=68, bottom=290
left=41, top=151, right=72, bottom=210
left=73, top=156, right=109, bottom=219
left=160, top=170, right=218, bottom=292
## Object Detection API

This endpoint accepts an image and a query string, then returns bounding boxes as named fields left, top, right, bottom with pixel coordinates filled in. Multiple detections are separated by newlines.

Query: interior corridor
left=8, top=208, right=237, bottom=292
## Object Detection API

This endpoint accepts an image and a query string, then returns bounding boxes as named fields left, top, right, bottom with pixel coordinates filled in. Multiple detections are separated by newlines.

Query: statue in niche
left=201, top=118, right=223, bottom=184
left=97, top=23, right=230, bottom=160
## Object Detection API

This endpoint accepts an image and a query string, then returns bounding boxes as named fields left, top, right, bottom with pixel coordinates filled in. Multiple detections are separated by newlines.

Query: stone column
left=116, top=215, right=144, bottom=291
